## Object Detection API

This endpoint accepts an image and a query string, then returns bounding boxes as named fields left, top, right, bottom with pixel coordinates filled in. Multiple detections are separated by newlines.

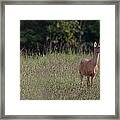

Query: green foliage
left=20, top=20, right=100, bottom=55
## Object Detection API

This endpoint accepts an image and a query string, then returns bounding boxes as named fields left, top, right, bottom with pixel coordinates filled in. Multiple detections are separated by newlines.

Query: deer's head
left=94, top=42, right=100, bottom=54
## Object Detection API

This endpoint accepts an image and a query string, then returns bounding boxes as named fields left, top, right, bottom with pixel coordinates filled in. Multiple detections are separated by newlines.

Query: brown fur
left=79, top=42, right=100, bottom=87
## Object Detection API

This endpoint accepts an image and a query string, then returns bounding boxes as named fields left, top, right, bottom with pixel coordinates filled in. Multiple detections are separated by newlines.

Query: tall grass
left=20, top=53, right=100, bottom=100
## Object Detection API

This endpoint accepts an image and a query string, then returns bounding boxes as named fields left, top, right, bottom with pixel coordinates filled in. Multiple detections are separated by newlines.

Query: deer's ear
left=94, top=42, right=97, bottom=47
left=98, top=43, right=100, bottom=47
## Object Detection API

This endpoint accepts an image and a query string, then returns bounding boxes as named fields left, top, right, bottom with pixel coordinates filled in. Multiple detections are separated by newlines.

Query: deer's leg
left=80, top=75, right=83, bottom=87
left=91, top=75, right=95, bottom=87
left=90, top=77, right=93, bottom=87
left=91, top=74, right=96, bottom=87
left=87, top=76, right=90, bottom=88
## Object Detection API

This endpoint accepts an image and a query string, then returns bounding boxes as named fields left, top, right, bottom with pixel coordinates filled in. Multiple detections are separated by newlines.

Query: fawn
left=79, top=42, right=100, bottom=87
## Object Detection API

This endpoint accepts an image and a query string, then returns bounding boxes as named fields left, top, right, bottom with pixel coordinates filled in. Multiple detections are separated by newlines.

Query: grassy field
left=20, top=53, right=100, bottom=100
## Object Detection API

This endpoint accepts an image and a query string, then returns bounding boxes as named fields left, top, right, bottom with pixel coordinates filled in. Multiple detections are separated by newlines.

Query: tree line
left=20, top=20, right=100, bottom=56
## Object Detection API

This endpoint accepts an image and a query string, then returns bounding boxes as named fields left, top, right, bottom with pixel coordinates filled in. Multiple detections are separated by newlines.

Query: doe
left=79, top=42, right=100, bottom=88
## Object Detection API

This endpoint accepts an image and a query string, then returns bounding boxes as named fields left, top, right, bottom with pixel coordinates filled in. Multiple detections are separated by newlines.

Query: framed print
left=0, top=0, right=119, bottom=119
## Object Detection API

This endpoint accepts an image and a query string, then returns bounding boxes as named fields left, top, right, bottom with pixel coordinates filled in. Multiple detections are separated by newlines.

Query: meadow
left=20, top=53, right=100, bottom=100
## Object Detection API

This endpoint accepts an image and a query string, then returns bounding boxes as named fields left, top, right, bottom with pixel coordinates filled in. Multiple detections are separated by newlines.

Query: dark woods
left=20, top=20, right=100, bottom=56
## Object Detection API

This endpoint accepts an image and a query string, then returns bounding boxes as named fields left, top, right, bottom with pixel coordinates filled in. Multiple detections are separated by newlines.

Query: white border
left=5, top=5, right=115, bottom=115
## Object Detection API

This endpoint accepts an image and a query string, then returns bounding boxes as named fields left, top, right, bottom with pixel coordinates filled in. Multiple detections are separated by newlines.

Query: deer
left=79, top=42, right=100, bottom=88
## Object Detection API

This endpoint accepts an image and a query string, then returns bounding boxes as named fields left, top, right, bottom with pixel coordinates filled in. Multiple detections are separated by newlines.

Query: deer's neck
left=93, top=53, right=100, bottom=66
